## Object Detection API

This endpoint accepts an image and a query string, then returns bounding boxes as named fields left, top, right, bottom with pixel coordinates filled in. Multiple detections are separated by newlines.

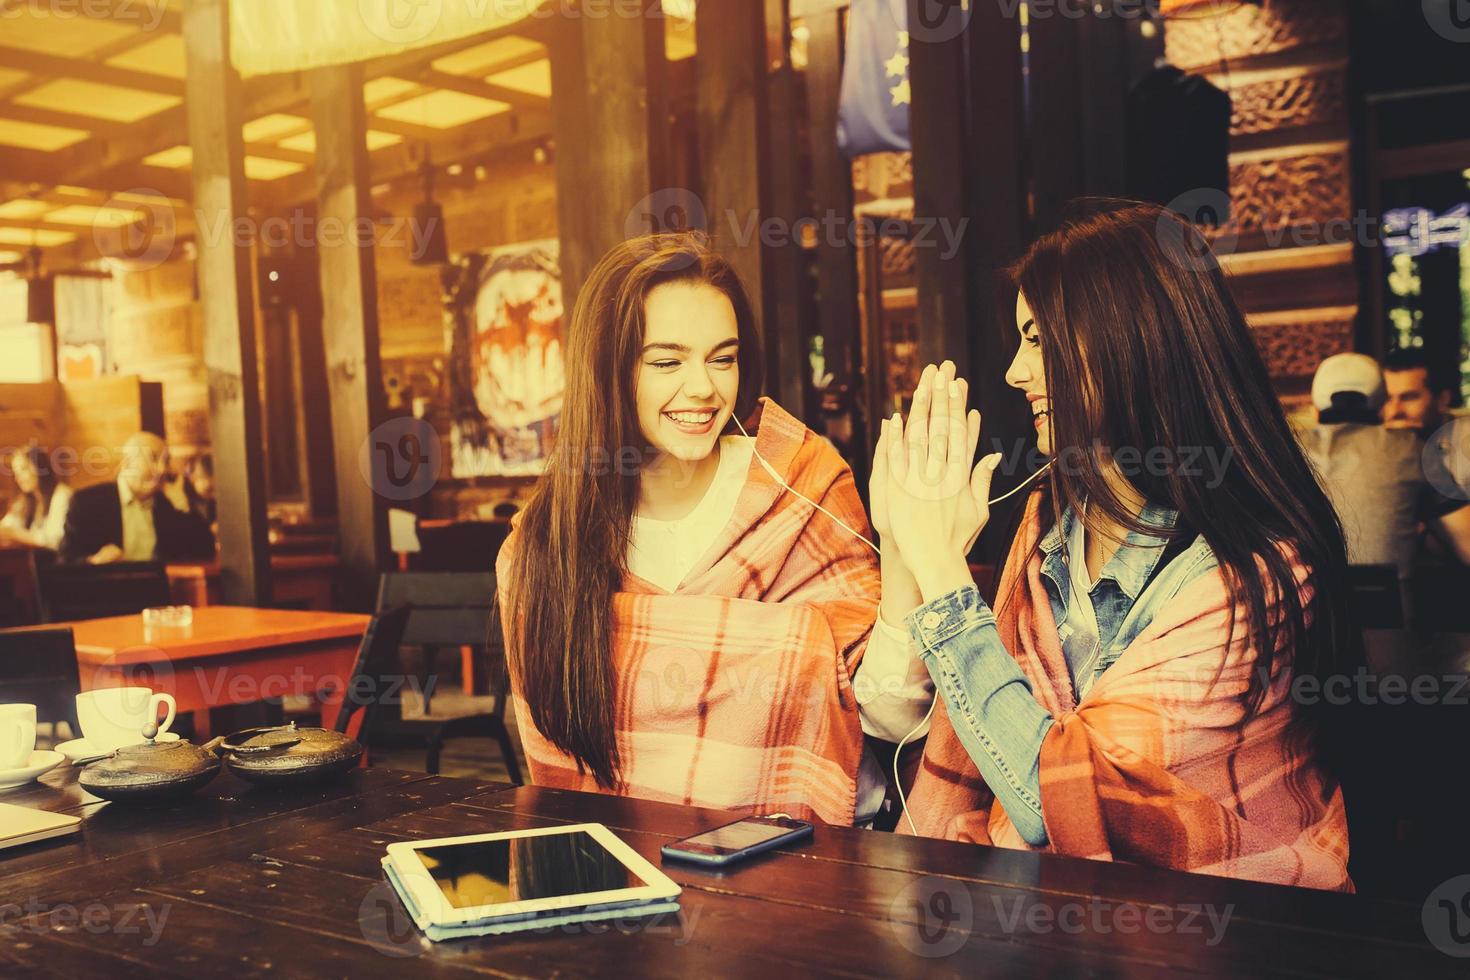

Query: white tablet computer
left=384, top=823, right=681, bottom=938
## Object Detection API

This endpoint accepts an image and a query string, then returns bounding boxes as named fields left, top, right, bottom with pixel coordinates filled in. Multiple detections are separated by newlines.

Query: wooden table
left=166, top=554, right=341, bottom=610
left=60, top=606, right=369, bottom=737
left=1, top=769, right=1460, bottom=977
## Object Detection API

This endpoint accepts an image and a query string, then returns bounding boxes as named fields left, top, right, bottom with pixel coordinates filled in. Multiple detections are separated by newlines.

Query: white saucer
left=0, top=750, right=65, bottom=790
left=56, top=733, right=181, bottom=764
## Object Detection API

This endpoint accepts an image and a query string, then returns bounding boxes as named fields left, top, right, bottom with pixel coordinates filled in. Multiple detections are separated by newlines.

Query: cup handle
left=150, top=693, right=177, bottom=736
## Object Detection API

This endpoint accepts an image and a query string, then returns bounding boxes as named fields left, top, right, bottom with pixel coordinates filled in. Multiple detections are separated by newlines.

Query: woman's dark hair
left=499, top=232, right=764, bottom=787
left=8, top=445, right=59, bottom=528
left=1007, top=198, right=1352, bottom=764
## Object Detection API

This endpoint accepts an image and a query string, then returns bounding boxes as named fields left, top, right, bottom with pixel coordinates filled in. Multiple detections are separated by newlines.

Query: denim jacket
left=905, top=502, right=1218, bottom=845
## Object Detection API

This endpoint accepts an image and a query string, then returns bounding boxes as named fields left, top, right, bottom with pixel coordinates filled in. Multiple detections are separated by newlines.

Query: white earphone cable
left=730, top=416, right=1054, bottom=835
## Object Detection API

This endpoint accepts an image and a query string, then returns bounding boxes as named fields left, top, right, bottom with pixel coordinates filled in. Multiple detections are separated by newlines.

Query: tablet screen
left=412, top=830, right=647, bottom=909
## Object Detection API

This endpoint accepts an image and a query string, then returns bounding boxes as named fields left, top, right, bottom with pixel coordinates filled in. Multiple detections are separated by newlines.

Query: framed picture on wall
left=444, top=239, right=564, bottom=478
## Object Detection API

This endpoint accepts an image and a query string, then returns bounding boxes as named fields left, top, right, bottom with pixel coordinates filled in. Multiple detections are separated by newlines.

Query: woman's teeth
left=665, top=410, right=716, bottom=424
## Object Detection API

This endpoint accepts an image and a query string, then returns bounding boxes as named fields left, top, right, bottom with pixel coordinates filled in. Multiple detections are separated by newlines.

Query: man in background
left=1299, top=354, right=1470, bottom=581
left=1382, top=347, right=1454, bottom=435
left=59, top=432, right=216, bottom=565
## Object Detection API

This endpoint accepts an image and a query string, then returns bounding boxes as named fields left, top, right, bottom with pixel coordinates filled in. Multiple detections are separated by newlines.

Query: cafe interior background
left=0, top=0, right=1469, bottom=911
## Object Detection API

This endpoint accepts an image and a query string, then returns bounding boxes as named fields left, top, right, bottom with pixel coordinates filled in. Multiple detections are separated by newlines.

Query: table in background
left=166, top=554, right=340, bottom=610
left=0, top=769, right=1459, bottom=978
left=57, top=606, right=368, bottom=738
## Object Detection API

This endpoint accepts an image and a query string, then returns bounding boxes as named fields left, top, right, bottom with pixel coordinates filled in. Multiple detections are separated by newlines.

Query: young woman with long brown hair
left=874, top=201, right=1354, bottom=889
left=497, top=232, right=932, bottom=825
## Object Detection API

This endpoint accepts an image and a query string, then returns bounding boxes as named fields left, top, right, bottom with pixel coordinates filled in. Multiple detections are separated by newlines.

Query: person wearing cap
left=1297, top=353, right=1470, bottom=586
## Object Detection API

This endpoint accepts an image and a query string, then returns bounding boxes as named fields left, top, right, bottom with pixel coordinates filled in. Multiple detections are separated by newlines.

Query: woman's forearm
left=906, top=585, right=1054, bottom=846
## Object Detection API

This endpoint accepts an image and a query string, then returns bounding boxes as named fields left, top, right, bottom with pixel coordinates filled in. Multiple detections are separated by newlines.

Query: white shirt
left=627, top=436, right=933, bottom=824
left=1, top=482, right=72, bottom=551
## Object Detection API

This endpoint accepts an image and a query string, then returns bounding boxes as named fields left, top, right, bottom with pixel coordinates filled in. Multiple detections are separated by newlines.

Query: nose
left=682, top=361, right=715, bottom=400
left=1005, top=348, right=1030, bottom=390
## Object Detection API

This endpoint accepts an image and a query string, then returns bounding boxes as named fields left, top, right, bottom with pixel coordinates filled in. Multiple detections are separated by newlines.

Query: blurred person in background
left=182, top=453, right=216, bottom=526
left=58, top=432, right=216, bottom=565
left=1381, top=347, right=1453, bottom=435
left=0, top=445, right=72, bottom=551
left=1298, top=353, right=1470, bottom=585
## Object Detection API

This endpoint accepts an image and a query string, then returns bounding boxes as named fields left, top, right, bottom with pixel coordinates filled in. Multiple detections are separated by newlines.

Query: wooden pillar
left=965, top=4, right=1035, bottom=560
left=548, top=12, right=664, bottom=317
left=182, top=0, right=271, bottom=606
left=696, top=1, right=807, bottom=416
left=310, top=64, right=387, bottom=610
left=905, top=0, right=971, bottom=375
left=806, top=7, right=860, bottom=399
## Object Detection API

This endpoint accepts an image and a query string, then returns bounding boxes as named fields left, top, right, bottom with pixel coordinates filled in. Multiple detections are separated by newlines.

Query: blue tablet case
left=381, top=857, right=681, bottom=942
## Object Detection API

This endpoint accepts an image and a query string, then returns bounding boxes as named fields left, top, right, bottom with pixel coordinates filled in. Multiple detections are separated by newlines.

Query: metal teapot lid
left=78, top=723, right=222, bottom=800
left=216, top=722, right=362, bottom=781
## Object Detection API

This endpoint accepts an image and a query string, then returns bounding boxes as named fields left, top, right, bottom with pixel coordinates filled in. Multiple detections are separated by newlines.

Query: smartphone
left=660, top=815, right=813, bottom=867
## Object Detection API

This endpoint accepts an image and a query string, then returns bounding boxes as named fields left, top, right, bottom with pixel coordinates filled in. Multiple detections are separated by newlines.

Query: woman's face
left=1005, top=292, right=1052, bottom=456
left=11, top=452, right=37, bottom=494
left=635, top=282, right=741, bottom=465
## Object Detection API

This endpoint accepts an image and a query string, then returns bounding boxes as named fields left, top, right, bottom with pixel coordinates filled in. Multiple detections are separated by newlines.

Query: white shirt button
left=921, top=611, right=942, bottom=630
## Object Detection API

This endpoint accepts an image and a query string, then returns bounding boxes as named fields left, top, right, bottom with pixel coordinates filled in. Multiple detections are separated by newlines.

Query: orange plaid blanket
left=904, top=493, right=1352, bottom=891
left=498, top=399, right=877, bottom=825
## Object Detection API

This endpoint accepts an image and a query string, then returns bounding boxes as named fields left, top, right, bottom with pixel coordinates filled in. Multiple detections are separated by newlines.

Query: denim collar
left=1038, top=500, right=1180, bottom=600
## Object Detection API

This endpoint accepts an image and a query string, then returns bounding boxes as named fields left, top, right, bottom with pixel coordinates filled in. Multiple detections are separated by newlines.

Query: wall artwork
left=444, top=239, right=564, bottom=477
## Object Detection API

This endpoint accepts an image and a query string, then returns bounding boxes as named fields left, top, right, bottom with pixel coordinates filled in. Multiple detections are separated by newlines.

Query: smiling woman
left=496, top=232, right=927, bottom=825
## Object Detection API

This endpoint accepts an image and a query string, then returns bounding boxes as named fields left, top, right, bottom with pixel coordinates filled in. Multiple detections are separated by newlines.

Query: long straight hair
left=500, top=233, right=764, bottom=787
left=8, top=446, right=59, bottom=528
left=1007, top=199, right=1352, bottom=757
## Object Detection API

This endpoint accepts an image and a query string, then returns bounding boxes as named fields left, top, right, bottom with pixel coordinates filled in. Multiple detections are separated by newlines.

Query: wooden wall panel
left=1164, top=0, right=1346, bottom=72
left=1166, top=0, right=1356, bottom=392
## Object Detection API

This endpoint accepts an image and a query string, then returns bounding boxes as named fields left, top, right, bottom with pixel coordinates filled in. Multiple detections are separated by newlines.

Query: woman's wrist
left=879, top=539, right=923, bottom=625
left=914, top=555, right=976, bottom=605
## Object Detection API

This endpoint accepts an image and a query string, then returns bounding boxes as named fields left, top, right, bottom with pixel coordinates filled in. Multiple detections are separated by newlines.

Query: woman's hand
left=885, top=361, right=1001, bottom=602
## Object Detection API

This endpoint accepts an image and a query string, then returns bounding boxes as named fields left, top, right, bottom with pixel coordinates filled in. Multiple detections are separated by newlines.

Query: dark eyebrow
left=1020, top=318, right=1036, bottom=333
left=641, top=338, right=740, bottom=355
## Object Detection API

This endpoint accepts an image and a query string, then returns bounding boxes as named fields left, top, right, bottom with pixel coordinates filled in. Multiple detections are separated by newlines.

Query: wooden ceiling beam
left=413, top=68, right=549, bottom=113
left=254, top=109, right=551, bottom=209
left=0, top=45, right=185, bottom=97
left=0, top=0, right=182, bottom=33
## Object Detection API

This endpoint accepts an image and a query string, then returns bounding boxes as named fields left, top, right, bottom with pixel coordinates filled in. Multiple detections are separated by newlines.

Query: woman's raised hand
left=884, top=361, right=1002, bottom=600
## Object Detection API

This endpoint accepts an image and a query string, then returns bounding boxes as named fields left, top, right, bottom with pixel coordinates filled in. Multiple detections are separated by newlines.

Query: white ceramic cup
left=0, top=703, right=37, bottom=769
left=75, top=688, right=176, bottom=752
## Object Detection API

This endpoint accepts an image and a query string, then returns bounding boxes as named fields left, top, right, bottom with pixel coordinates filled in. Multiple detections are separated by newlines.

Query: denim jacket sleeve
left=905, top=585, right=1053, bottom=846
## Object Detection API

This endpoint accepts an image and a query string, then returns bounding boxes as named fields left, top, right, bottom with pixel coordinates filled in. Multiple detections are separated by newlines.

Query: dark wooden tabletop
left=1, top=766, right=1462, bottom=978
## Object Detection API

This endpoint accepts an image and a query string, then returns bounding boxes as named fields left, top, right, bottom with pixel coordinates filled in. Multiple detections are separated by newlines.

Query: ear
left=1437, top=389, right=1453, bottom=413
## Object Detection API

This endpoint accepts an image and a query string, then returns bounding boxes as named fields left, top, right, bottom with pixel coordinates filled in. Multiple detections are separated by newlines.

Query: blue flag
left=837, top=0, right=912, bottom=157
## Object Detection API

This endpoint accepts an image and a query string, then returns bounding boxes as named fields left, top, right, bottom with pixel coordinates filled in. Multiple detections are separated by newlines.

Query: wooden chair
left=1347, top=564, right=1404, bottom=630
left=363, top=572, right=522, bottom=782
left=31, top=556, right=172, bottom=623
left=412, top=521, right=510, bottom=572
left=331, top=605, right=412, bottom=739
left=0, top=627, right=81, bottom=741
